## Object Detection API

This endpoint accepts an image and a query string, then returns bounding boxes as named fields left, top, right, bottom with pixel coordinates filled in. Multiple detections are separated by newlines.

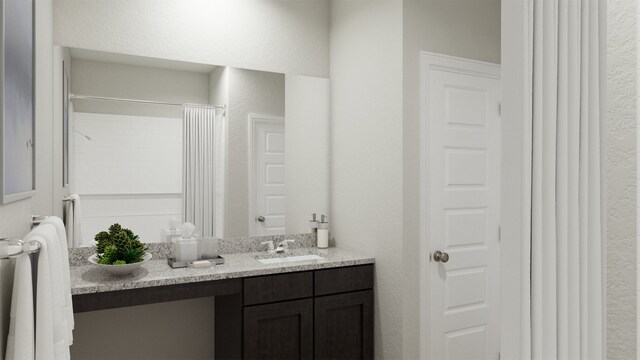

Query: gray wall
left=330, top=1, right=404, bottom=358
left=606, top=0, right=637, bottom=357
left=401, top=0, right=501, bottom=357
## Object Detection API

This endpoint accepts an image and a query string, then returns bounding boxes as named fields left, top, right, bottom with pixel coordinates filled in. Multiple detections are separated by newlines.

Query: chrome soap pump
left=309, top=213, right=318, bottom=234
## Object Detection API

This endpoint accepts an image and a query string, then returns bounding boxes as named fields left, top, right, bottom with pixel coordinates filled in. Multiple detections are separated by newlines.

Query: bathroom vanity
left=70, top=248, right=374, bottom=360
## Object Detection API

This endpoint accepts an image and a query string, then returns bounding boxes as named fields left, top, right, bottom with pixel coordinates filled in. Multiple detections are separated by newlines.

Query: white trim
left=419, top=51, right=501, bottom=359
left=247, top=114, right=285, bottom=237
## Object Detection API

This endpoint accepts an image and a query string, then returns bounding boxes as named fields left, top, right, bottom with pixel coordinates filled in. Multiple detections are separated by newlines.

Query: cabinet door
left=315, top=290, right=374, bottom=360
left=244, top=298, right=313, bottom=360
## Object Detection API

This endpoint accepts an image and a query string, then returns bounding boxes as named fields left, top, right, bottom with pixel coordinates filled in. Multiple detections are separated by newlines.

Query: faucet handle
left=261, top=241, right=275, bottom=252
left=278, top=239, right=295, bottom=247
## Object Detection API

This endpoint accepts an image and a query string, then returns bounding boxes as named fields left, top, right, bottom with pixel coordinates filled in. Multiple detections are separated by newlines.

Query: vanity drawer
left=244, top=271, right=313, bottom=306
left=314, top=264, right=374, bottom=296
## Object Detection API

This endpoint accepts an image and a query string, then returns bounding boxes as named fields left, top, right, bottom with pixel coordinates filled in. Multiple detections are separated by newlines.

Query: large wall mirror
left=59, top=47, right=329, bottom=246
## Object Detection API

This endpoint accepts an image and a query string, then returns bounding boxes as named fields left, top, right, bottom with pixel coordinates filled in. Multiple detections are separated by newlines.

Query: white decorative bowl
left=88, top=252, right=152, bottom=276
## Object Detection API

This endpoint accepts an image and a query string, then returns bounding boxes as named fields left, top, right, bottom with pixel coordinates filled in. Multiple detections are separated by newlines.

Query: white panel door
left=250, top=116, right=286, bottom=236
left=422, top=53, right=501, bottom=360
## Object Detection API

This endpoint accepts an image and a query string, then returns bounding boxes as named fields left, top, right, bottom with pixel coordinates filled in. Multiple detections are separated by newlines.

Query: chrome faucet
left=261, top=241, right=276, bottom=253
left=275, top=239, right=295, bottom=254
left=261, top=239, right=295, bottom=254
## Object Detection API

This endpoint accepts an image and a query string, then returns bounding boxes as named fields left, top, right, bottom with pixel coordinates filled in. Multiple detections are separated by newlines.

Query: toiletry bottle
left=317, top=215, right=329, bottom=249
left=175, top=238, right=199, bottom=263
left=309, top=213, right=318, bottom=234
left=161, top=218, right=182, bottom=243
left=201, top=236, right=219, bottom=259
left=175, top=222, right=200, bottom=263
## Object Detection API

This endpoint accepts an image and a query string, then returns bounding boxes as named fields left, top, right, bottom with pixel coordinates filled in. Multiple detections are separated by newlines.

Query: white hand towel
left=5, top=253, right=34, bottom=360
left=26, top=224, right=70, bottom=360
left=42, top=216, right=74, bottom=346
left=68, top=194, right=83, bottom=247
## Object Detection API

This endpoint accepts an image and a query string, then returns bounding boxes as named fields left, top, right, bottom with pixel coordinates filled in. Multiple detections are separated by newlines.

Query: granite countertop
left=70, top=247, right=375, bottom=295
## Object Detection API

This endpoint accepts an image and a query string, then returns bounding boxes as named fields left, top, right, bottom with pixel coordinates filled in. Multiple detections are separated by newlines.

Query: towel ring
left=0, top=238, right=41, bottom=259
left=23, top=240, right=42, bottom=255
left=0, top=238, right=25, bottom=259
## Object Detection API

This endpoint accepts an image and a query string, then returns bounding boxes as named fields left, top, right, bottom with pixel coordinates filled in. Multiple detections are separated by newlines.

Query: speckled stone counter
left=68, top=232, right=323, bottom=266
left=70, top=247, right=374, bottom=295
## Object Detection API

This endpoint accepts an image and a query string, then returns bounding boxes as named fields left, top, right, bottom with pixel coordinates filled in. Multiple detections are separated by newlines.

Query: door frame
left=247, top=114, right=285, bottom=236
left=419, top=51, right=501, bottom=358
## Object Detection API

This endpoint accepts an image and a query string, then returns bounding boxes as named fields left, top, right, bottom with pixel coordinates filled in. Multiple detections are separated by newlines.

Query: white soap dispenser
left=309, top=213, right=318, bottom=234
left=317, top=215, right=329, bottom=249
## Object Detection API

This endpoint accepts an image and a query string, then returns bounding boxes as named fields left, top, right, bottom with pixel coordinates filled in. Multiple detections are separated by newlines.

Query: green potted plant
left=89, top=223, right=152, bottom=275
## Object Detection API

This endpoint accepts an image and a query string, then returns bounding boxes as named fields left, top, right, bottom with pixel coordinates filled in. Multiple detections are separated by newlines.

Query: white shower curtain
left=524, top=0, right=606, bottom=358
left=183, top=106, right=224, bottom=238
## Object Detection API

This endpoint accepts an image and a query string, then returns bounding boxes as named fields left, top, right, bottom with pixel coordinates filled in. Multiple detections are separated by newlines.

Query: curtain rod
left=69, top=94, right=226, bottom=110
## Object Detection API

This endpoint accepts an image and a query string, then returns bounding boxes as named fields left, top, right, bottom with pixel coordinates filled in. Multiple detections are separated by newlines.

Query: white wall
left=52, top=46, right=72, bottom=218
left=53, top=0, right=330, bottom=78
left=0, top=0, right=54, bottom=357
left=637, top=1, right=640, bottom=353
left=209, top=66, right=229, bottom=107
left=285, top=75, right=330, bottom=234
left=30, top=0, right=56, bottom=221
left=330, top=1, right=404, bottom=358
left=608, top=0, right=638, bottom=358
left=225, top=68, right=285, bottom=237
left=401, top=0, right=501, bottom=357
left=499, top=0, right=531, bottom=357
left=70, top=298, right=216, bottom=359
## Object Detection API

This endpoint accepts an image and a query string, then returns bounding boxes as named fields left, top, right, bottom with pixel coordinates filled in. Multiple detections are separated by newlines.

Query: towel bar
left=62, top=195, right=75, bottom=248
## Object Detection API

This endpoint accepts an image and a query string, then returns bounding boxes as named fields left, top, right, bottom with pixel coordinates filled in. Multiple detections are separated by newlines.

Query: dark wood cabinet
left=244, top=271, right=313, bottom=306
left=314, top=265, right=374, bottom=296
left=314, top=290, right=374, bottom=360
left=244, top=299, right=314, bottom=360
left=242, top=265, right=375, bottom=360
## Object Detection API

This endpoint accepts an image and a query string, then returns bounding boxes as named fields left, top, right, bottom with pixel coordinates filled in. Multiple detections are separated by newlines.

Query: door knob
left=433, top=251, right=449, bottom=263
left=257, top=216, right=265, bottom=223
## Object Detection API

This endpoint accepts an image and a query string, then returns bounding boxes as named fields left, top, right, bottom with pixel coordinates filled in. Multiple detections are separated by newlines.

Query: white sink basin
left=257, top=254, right=324, bottom=264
